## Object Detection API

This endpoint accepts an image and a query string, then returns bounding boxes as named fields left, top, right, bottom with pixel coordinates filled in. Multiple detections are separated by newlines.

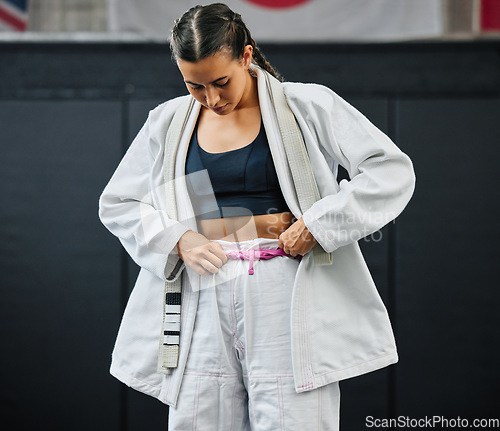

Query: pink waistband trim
left=225, top=248, right=301, bottom=275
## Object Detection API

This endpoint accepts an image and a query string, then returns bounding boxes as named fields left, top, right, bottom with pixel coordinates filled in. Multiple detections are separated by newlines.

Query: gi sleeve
left=98, top=107, right=189, bottom=282
left=290, top=84, right=416, bottom=252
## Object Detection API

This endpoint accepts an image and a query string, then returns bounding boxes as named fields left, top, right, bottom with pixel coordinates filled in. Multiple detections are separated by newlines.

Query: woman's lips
left=211, top=104, right=227, bottom=114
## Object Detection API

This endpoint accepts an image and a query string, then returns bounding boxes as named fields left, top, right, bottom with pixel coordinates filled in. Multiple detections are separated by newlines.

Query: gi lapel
left=158, top=97, right=195, bottom=373
left=258, top=67, right=333, bottom=265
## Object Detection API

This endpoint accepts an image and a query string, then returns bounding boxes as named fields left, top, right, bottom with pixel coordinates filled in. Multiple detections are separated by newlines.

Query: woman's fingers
left=198, top=255, right=222, bottom=274
left=199, top=249, right=224, bottom=273
left=186, top=253, right=219, bottom=275
left=278, top=217, right=317, bottom=256
left=208, top=242, right=229, bottom=265
left=177, top=231, right=229, bottom=275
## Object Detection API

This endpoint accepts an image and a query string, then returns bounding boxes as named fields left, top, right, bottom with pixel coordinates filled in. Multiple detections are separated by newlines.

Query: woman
left=99, top=3, right=415, bottom=430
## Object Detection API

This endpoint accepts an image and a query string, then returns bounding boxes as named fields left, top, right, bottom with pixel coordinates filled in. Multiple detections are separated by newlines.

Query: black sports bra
left=185, top=121, right=290, bottom=220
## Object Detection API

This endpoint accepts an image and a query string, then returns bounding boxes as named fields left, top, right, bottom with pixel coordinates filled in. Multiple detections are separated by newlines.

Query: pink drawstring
left=249, top=249, right=255, bottom=275
left=225, top=248, right=302, bottom=275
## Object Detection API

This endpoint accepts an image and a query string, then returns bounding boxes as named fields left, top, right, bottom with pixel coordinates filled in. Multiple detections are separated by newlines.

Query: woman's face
left=177, top=46, right=254, bottom=116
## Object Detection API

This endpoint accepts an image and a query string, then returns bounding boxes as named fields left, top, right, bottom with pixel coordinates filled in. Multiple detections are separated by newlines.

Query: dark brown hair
left=170, top=3, right=282, bottom=81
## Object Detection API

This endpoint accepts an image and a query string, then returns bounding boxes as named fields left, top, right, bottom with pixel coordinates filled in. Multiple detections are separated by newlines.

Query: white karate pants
left=168, top=238, right=340, bottom=431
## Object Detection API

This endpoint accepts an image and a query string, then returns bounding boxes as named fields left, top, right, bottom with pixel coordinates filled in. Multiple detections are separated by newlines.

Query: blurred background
left=1, top=1, right=500, bottom=430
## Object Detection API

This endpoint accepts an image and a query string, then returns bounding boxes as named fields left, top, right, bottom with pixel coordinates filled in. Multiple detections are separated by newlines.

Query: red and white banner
left=481, top=0, right=500, bottom=32
left=108, top=0, right=444, bottom=42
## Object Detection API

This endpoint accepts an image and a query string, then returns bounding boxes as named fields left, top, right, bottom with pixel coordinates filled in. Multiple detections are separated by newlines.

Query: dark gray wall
left=1, top=41, right=499, bottom=431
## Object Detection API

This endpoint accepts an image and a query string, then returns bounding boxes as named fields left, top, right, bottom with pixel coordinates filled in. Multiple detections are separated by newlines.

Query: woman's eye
left=191, top=85, right=203, bottom=91
left=214, top=81, right=229, bottom=88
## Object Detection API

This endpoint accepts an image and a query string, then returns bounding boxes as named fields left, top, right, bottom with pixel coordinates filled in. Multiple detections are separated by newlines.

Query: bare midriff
left=199, top=212, right=295, bottom=242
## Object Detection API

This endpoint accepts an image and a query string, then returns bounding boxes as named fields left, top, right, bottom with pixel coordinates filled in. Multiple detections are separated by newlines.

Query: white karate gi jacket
left=99, top=67, right=415, bottom=407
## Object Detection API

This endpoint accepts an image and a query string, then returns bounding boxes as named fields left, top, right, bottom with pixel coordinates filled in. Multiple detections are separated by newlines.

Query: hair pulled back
left=170, top=3, right=282, bottom=81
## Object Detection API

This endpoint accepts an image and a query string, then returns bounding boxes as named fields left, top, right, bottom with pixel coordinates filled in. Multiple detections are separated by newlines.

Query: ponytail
left=241, top=26, right=283, bottom=81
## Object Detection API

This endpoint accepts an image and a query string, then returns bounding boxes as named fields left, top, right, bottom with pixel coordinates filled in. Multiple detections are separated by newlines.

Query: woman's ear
left=242, top=45, right=253, bottom=69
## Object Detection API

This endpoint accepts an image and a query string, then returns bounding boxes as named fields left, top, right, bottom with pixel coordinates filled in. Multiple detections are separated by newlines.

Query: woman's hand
left=177, top=230, right=228, bottom=276
left=278, top=217, right=317, bottom=257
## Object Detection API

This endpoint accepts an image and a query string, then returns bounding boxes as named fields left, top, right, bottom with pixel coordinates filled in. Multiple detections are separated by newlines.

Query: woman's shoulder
left=143, top=94, right=192, bottom=139
left=148, top=94, right=192, bottom=122
left=282, top=81, right=340, bottom=117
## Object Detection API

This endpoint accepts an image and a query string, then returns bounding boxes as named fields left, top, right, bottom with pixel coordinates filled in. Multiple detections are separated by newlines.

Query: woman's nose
left=205, top=88, right=220, bottom=108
